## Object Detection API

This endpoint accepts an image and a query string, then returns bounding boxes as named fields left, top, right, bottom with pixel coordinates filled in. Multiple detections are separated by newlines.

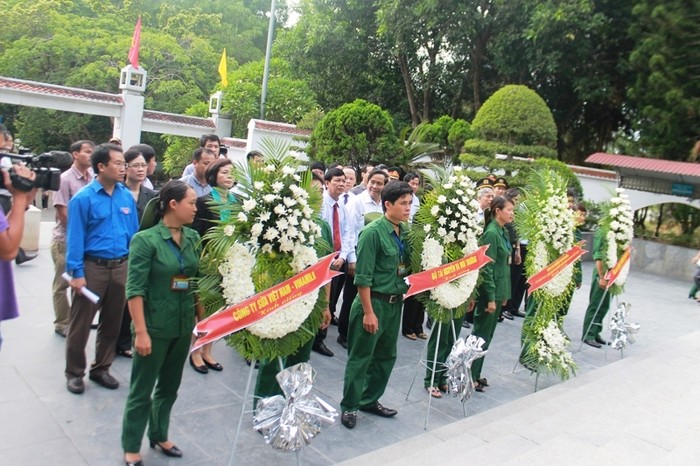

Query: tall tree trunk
left=398, top=52, right=420, bottom=127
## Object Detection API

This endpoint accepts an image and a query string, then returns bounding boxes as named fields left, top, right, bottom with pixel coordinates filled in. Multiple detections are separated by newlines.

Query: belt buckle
left=388, top=295, right=398, bottom=304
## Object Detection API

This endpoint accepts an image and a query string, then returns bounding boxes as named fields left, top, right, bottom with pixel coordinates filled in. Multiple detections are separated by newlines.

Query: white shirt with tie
left=321, top=190, right=356, bottom=264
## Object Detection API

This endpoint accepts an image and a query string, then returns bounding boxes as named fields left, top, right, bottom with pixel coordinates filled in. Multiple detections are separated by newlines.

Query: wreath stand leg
left=578, top=287, right=610, bottom=352
left=228, top=358, right=257, bottom=466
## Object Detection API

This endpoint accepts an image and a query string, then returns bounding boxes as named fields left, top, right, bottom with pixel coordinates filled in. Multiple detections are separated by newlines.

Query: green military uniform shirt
left=478, top=220, right=512, bottom=302
left=353, top=216, right=410, bottom=295
left=126, top=222, right=201, bottom=339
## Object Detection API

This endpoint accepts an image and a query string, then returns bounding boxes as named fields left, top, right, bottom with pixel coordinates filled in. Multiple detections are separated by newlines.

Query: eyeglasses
left=109, top=161, right=127, bottom=167
left=128, top=163, right=148, bottom=169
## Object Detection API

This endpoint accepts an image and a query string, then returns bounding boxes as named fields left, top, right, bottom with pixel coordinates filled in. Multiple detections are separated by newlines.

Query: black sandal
left=474, top=381, right=485, bottom=392
left=117, top=349, right=134, bottom=358
left=477, top=377, right=489, bottom=387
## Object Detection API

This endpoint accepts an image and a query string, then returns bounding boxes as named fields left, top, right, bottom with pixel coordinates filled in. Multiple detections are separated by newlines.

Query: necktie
left=333, top=203, right=341, bottom=252
left=344, top=193, right=349, bottom=205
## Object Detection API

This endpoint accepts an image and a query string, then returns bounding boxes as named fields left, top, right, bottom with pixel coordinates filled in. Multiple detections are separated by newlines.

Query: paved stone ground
left=1, top=218, right=698, bottom=465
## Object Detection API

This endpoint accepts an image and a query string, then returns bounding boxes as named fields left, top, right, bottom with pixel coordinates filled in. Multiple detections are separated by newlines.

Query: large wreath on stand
left=599, top=188, right=634, bottom=296
left=409, top=166, right=483, bottom=322
left=517, top=169, right=577, bottom=380
left=197, top=145, right=328, bottom=362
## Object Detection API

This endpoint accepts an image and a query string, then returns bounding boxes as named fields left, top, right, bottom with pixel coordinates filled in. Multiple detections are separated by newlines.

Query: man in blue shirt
left=65, top=143, right=139, bottom=394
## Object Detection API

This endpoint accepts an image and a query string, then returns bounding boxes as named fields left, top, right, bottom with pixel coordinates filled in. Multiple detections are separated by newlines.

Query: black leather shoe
left=595, top=336, right=609, bottom=346
left=150, top=440, right=183, bottom=458
left=89, top=371, right=119, bottom=389
left=245, top=359, right=260, bottom=369
left=124, top=458, right=144, bottom=466
left=462, top=320, right=470, bottom=329
left=583, top=339, right=602, bottom=348
left=330, top=315, right=339, bottom=326
left=359, top=402, right=397, bottom=418
left=203, top=359, right=223, bottom=371
left=190, top=355, right=208, bottom=374
left=67, top=377, right=85, bottom=394
left=341, top=411, right=357, bottom=429
left=336, top=335, right=348, bottom=349
left=55, top=328, right=67, bottom=338
left=513, top=310, right=526, bottom=318
left=15, top=248, right=37, bottom=265
left=502, top=310, right=514, bottom=320
left=312, top=342, right=334, bottom=357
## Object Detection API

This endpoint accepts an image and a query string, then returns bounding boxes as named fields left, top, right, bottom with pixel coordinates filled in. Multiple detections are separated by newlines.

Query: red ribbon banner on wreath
left=605, top=245, right=632, bottom=289
left=191, top=253, right=342, bottom=351
left=403, top=245, right=493, bottom=299
left=527, top=242, right=587, bottom=295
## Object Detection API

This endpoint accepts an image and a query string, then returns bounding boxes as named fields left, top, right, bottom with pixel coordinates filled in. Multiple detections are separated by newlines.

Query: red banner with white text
left=605, top=245, right=631, bottom=289
left=404, top=245, right=493, bottom=299
left=191, top=253, right=342, bottom=351
left=527, top=242, right=587, bottom=295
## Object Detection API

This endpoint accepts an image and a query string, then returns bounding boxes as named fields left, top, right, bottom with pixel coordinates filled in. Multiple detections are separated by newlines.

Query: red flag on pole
left=128, top=16, right=142, bottom=68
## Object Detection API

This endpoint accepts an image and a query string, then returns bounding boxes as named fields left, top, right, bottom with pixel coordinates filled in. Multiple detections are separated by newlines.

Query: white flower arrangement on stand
left=198, top=146, right=328, bottom=361
left=516, top=169, right=577, bottom=380
left=602, top=188, right=634, bottom=295
left=411, top=166, right=482, bottom=322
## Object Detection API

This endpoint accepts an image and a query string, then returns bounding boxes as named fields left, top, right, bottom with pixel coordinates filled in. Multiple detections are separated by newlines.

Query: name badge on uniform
left=171, top=275, right=190, bottom=292
left=397, top=261, right=407, bottom=277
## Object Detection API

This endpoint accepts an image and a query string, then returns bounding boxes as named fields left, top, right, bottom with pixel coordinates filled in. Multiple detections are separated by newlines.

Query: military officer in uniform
left=340, top=181, right=414, bottom=429
left=471, top=196, right=514, bottom=392
left=581, top=228, right=611, bottom=348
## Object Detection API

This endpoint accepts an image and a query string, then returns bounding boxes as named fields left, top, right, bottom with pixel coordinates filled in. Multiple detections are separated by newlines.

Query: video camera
left=0, top=150, right=73, bottom=192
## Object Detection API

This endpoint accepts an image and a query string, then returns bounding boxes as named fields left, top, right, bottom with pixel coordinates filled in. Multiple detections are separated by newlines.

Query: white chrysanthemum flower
left=282, top=197, right=297, bottom=207
left=250, top=223, right=263, bottom=238
left=282, top=166, right=296, bottom=176
left=263, top=194, right=277, bottom=203
left=254, top=181, right=265, bottom=190
left=274, top=204, right=286, bottom=215
left=437, top=195, right=447, bottom=204
left=271, top=182, right=284, bottom=193
left=237, top=212, right=248, bottom=222
left=242, top=199, right=257, bottom=212
left=259, top=212, right=271, bottom=222
left=264, top=227, right=280, bottom=241
left=263, top=164, right=275, bottom=173
left=224, top=225, right=235, bottom=237
left=431, top=205, right=440, bottom=216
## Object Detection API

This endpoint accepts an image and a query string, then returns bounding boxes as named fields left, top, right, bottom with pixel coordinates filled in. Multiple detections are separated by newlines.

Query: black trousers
left=402, top=295, right=424, bottom=335
left=314, top=262, right=347, bottom=345
left=337, top=273, right=357, bottom=340
left=505, top=243, right=528, bottom=313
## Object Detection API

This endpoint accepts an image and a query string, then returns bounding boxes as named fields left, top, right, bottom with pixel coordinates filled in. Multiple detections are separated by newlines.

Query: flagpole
left=260, top=0, right=277, bottom=119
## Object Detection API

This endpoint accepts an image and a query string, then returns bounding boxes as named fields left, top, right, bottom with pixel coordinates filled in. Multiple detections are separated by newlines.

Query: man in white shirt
left=312, top=167, right=356, bottom=357
left=182, top=134, right=221, bottom=178
left=180, top=148, right=216, bottom=197
left=404, top=172, right=421, bottom=222
left=336, top=169, right=388, bottom=348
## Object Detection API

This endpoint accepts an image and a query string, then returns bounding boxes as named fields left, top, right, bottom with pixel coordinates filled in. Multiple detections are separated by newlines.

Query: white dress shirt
left=348, top=190, right=384, bottom=241
left=321, top=190, right=356, bottom=263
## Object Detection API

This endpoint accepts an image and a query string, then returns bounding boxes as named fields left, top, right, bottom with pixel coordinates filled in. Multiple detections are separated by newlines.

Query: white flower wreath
left=604, top=188, right=634, bottom=288
left=219, top=242, right=319, bottom=339
left=421, top=236, right=480, bottom=309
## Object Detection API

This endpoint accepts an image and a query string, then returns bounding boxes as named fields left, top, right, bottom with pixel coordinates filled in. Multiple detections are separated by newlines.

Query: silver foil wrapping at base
left=609, top=302, right=640, bottom=350
left=446, top=335, right=487, bottom=402
left=253, top=362, right=338, bottom=452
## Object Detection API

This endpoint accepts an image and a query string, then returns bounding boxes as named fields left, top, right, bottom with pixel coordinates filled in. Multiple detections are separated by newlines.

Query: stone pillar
left=115, top=65, right=147, bottom=148
left=209, top=91, right=232, bottom=138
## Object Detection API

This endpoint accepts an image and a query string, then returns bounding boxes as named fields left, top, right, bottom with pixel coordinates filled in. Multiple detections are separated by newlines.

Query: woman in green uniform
left=471, top=196, right=514, bottom=392
left=122, top=181, right=202, bottom=466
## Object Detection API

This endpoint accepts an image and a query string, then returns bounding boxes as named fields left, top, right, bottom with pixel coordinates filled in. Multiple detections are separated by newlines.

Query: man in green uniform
left=581, top=228, right=610, bottom=348
left=340, top=181, right=414, bottom=429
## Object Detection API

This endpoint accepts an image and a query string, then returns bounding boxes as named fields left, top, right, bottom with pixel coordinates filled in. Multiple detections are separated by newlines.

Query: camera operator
left=0, top=128, right=37, bottom=265
left=0, top=159, right=38, bottom=349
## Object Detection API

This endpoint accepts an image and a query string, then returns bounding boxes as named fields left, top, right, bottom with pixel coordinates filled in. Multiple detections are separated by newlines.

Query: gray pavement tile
left=0, top=398, right=65, bottom=450
left=0, top=437, right=89, bottom=466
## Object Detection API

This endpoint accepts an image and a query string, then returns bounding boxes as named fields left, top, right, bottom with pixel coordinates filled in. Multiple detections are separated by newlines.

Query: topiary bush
left=471, top=84, right=557, bottom=148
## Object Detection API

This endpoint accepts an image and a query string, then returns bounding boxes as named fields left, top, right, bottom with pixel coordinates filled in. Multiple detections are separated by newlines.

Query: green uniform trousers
left=470, top=295, right=503, bottom=382
left=341, top=296, right=401, bottom=412
left=121, top=333, right=191, bottom=452
left=253, top=337, right=314, bottom=410
left=423, top=314, right=465, bottom=388
left=582, top=270, right=611, bottom=340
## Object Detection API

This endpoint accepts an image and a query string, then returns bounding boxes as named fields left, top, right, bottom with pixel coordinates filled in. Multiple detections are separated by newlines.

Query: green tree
left=220, top=58, right=318, bottom=137
left=472, top=84, right=557, bottom=147
left=308, top=99, right=400, bottom=169
left=627, top=0, right=700, bottom=160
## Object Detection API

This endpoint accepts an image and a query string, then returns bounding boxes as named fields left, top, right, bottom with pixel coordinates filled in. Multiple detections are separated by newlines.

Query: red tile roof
left=252, top=119, right=311, bottom=136
left=568, top=164, right=617, bottom=180
left=142, top=110, right=215, bottom=129
left=221, top=137, right=247, bottom=148
left=586, top=152, right=700, bottom=177
left=0, top=76, right=122, bottom=104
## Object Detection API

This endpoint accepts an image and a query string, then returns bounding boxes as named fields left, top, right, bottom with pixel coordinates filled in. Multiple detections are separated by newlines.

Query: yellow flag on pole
left=218, top=49, right=228, bottom=87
